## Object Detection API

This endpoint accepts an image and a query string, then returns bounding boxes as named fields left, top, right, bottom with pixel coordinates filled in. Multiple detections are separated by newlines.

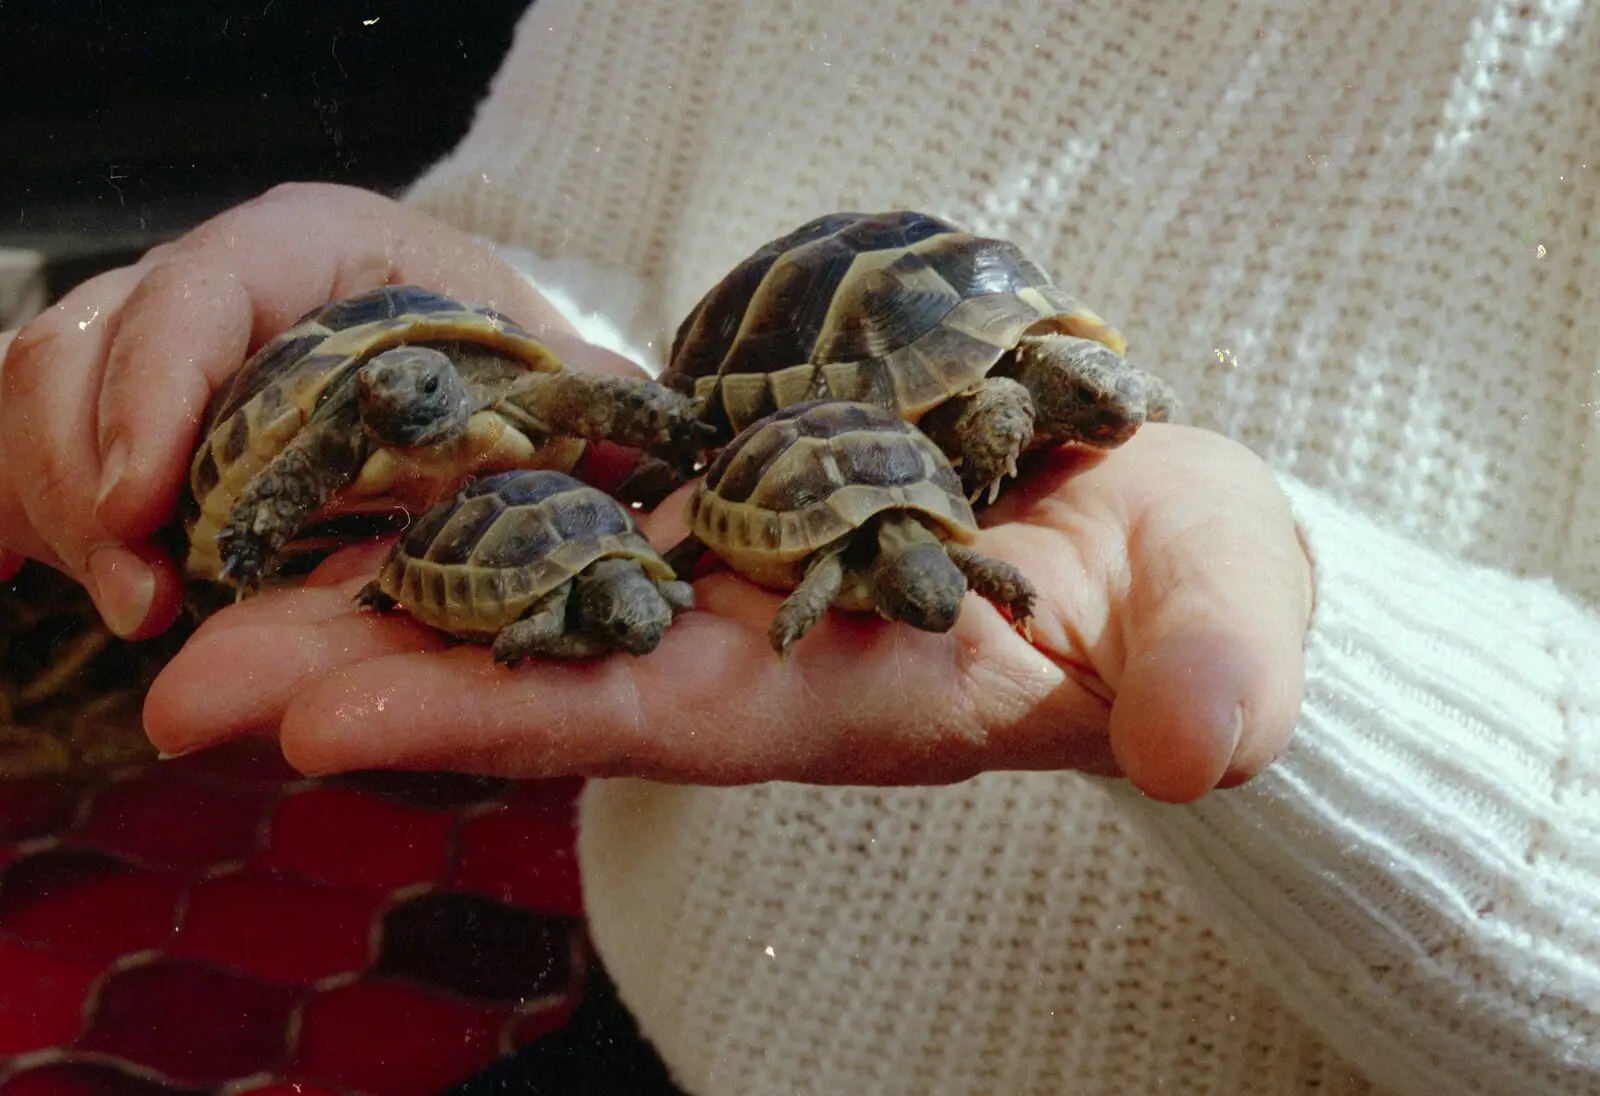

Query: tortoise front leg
left=217, top=427, right=365, bottom=592
left=916, top=377, right=1036, bottom=506
left=658, top=579, right=696, bottom=615
left=768, top=545, right=846, bottom=656
left=943, top=542, right=1037, bottom=633
left=355, top=581, right=398, bottom=613
left=492, top=585, right=613, bottom=664
left=499, top=371, right=715, bottom=474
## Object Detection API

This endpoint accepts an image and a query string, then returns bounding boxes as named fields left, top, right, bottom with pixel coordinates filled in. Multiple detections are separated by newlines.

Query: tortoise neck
left=871, top=510, right=943, bottom=560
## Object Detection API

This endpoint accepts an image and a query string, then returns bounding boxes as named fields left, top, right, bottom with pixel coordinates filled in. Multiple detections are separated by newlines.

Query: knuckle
left=5, top=444, right=93, bottom=567
left=2, top=314, right=71, bottom=404
left=117, top=252, right=187, bottom=311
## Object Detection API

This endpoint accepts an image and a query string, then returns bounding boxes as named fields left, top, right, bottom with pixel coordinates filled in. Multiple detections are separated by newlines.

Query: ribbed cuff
left=1107, top=475, right=1600, bottom=1095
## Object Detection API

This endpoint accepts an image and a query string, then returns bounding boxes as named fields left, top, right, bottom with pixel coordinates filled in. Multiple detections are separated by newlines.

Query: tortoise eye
left=423, top=376, right=441, bottom=395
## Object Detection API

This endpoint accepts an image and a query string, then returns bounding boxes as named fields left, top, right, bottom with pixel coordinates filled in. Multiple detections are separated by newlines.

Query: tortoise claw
left=213, top=529, right=269, bottom=594
left=966, top=454, right=1022, bottom=507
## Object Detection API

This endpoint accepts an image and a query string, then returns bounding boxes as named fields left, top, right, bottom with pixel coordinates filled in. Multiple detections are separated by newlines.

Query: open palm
left=144, top=422, right=1313, bottom=804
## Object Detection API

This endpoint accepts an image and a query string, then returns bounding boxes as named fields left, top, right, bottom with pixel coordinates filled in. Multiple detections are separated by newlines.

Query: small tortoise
left=663, top=210, right=1180, bottom=503
left=358, top=469, right=694, bottom=664
left=186, top=284, right=709, bottom=594
left=664, top=399, right=1036, bottom=655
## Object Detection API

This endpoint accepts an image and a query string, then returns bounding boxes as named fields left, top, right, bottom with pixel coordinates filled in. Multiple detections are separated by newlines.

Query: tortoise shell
left=664, top=210, right=1129, bottom=438
left=684, top=399, right=977, bottom=591
left=371, top=469, right=674, bottom=638
left=185, top=284, right=575, bottom=580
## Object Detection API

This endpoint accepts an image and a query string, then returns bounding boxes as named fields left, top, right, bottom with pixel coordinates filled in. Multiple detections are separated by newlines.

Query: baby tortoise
left=664, top=399, right=1036, bottom=655
left=663, top=209, right=1180, bottom=503
left=187, top=284, right=710, bottom=594
left=358, top=469, right=694, bottom=664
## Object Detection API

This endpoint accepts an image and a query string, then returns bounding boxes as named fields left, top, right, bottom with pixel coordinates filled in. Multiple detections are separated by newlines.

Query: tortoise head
left=868, top=513, right=967, bottom=634
left=356, top=346, right=475, bottom=448
left=574, top=558, right=678, bottom=655
left=1014, top=334, right=1150, bottom=449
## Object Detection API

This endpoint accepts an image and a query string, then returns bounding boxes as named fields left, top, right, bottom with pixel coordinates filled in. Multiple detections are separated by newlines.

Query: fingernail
left=87, top=544, right=155, bottom=638
left=96, top=438, right=129, bottom=517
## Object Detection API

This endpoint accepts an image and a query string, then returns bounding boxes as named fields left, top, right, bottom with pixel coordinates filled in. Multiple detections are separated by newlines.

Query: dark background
left=0, top=0, right=530, bottom=301
left=0, top=3, right=687, bottom=1089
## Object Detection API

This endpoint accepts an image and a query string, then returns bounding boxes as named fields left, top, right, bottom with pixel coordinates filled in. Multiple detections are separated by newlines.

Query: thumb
left=1108, top=483, right=1315, bottom=803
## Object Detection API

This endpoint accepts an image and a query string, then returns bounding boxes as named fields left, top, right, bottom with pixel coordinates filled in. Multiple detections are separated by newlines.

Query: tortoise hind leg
left=492, top=585, right=612, bottom=665
left=218, top=427, right=364, bottom=592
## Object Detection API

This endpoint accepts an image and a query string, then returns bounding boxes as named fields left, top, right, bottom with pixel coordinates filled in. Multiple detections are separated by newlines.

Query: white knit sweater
left=405, top=1, right=1600, bottom=1093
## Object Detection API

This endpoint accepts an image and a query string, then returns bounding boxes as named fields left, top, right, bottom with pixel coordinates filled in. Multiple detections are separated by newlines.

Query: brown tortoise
left=186, top=284, right=710, bottom=595
left=663, top=210, right=1180, bottom=504
left=664, top=399, right=1036, bottom=655
left=358, top=469, right=694, bottom=664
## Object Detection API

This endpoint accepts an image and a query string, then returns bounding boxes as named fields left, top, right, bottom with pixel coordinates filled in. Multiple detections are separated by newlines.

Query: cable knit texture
left=405, top=0, right=1600, bottom=1092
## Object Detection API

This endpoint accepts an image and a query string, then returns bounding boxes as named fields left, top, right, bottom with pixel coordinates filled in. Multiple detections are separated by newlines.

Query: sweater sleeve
left=1105, top=474, right=1600, bottom=1095
left=509, top=247, right=1599, bottom=1093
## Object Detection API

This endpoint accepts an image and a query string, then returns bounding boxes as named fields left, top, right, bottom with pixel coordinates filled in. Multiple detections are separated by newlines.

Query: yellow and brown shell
left=370, top=469, right=674, bottom=637
left=665, top=210, right=1128, bottom=439
left=684, top=399, right=977, bottom=591
left=184, top=285, right=577, bottom=582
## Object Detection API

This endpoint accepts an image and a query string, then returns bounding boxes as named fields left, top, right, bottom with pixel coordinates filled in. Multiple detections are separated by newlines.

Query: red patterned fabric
left=0, top=738, right=589, bottom=1095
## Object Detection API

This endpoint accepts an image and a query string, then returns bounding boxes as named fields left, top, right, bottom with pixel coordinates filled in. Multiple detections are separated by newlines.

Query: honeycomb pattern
left=0, top=737, right=590, bottom=1095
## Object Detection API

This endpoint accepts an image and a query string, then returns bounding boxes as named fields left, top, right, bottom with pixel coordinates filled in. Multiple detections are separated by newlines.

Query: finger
left=91, top=181, right=585, bottom=541
left=144, top=540, right=1114, bottom=780
left=1108, top=459, right=1313, bottom=803
left=0, top=328, right=25, bottom=577
left=0, top=470, right=62, bottom=574
left=0, top=326, right=47, bottom=572
left=1, top=262, right=184, bottom=637
left=260, top=571, right=1113, bottom=784
left=1, top=268, right=142, bottom=570
left=144, top=577, right=450, bottom=752
left=298, top=538, right=395, bottom=588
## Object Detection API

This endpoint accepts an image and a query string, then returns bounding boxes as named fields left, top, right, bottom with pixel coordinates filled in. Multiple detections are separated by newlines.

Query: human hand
left=143, top=422, right=1315, bottom=804
left=0, top=182, right=627, bottom=640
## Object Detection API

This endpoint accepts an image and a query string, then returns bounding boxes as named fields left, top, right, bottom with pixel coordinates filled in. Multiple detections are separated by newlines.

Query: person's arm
left=1110, top=476, right=1600, bottom=1095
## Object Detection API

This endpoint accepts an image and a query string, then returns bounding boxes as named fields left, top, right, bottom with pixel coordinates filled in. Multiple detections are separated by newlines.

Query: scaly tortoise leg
left=916, top=377, right=1036, bottom=506
left=492, top=585, right=614, bottom=664
left=768, top=545, right=846, bottom=656
left=499, top=371, right=716, bottom=475
left=943, top=542, right=1038, bottom=638
left=355, top=582, right=398, bottom=613
left=217, top=426, right=365, bottom=593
